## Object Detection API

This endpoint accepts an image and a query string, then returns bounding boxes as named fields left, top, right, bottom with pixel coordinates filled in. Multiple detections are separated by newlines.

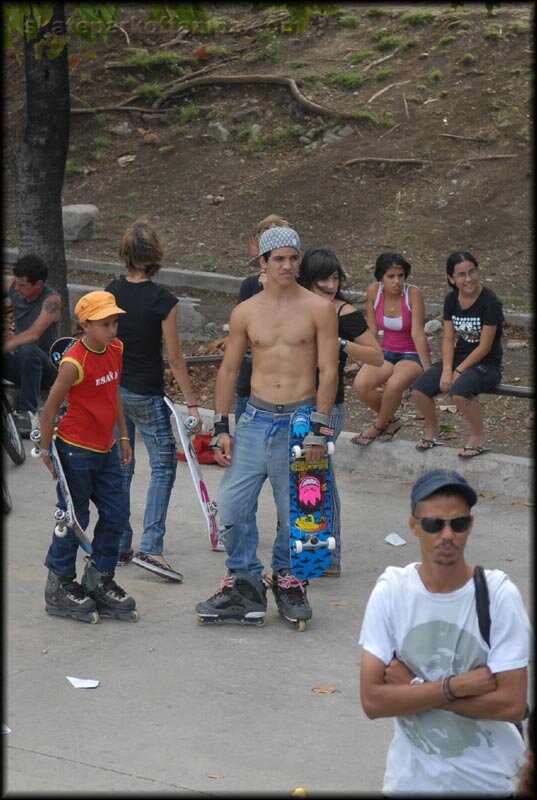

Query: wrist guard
left=310, top=411, right=334, bottom=438
left=213, top=414, right=230, bottom=437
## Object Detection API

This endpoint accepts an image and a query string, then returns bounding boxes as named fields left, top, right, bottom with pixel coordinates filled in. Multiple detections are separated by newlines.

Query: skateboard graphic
left=289, top=406, right=335, bottom=580
left=164, top=395, right=225, bottom=552
left=31, top=434, right=92, bottom=555
left=49, top=336, right=78, bottom=368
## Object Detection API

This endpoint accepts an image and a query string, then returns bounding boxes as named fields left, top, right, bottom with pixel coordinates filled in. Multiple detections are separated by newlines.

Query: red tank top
left=57, top=338, right=123, bottom=452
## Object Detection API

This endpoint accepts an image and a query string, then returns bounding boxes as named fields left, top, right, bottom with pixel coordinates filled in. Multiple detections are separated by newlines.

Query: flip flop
left=379, top=418, right=401, bottom=443
left=458, top=445, right=491, bottom=458
left=351, top=423, right=387, bottom=447
left=415, top=437, right=445, bottom=451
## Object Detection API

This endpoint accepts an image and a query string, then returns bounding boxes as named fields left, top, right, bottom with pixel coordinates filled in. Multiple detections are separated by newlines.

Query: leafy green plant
left=493, top=105, right=520, bottom=128
left=94, top=135, right=111, bottom=150
left=172, top=125, right=185, bottom=137
left=338, top=14, right=359, bottom=28
left=516, top=125, right=530, bottom=143
left=178, top=104, right=201, bottom=124
left=401, top=11, right=435, bottom=26
left=350, top=50, right=374, bottom=64
left=364, top=7, right=387, bottom=17
left=132, top=82, right=163, bottom=98
left=326, top=70, right=366, bottom=89
left=375, top=67, right=394, bottom=81
left=509, top=21, right=529, bottom=35
left=483, top=24, right=502, bottom=41
left=122, top=49, right=194, bottom=71
left=460, top=52, right=476, bottom=65
left=352, top=109, right=379, bottom=124
left=288, top=60, right=307, bottom=68
left=428, top=69, right=443, bottom=82
left=371, top=29, right=401, bottom=51
left=126, top=191, right=139, bottom=201
left=122, top=75, right=140, bottom=90
left=402, top=39, right=417, bottom=49
left=65, top=158, right=84, bottom=177
left=438, top=35, right=456, bottom=46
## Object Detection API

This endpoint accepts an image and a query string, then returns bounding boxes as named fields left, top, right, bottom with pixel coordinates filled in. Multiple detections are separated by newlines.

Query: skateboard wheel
left=54, top=523, right=68, bottom=538
left=30, top=429, right=41, bottom=442
left=291, top=445, right=302, bottom=459
left=327, top=441, right=335, bottom=455
left=294, top=540, right=303, bottom=554
left=296, top=620, right=306, bottom=632
left=89, top=612, right=100, bottom=624
left=327, top=536, right=336, bottom=551
left=31, top=447, right=41, bottom=458
left=129, top=610, right=140, bottom=622
left=185, top=416, right=198, bottom=430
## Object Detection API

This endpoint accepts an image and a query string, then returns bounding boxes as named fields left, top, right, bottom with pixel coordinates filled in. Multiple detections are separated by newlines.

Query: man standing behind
left=196, top=227, right=339, bottom=627
left=3, top=255, right=61, bottom=434
left=359, top=468, right=530, bottom=796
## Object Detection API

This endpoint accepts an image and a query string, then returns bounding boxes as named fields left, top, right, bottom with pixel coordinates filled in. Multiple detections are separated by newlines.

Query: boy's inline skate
left=82, top=559, right=139, bottom=622
left=269, top=569, right=312, bottom=632
left=45, top=570, right=99, bottom=623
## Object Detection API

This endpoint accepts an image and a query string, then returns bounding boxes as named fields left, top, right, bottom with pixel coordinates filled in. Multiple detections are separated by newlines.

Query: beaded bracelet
left=442, top=676, right=453, bottom=703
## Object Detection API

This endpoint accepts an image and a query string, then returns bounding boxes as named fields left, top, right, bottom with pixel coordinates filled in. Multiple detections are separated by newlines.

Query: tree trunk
left=9, top=3, right=71, bottom=335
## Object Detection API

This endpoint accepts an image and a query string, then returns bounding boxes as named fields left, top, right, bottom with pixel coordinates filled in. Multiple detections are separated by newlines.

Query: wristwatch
left=410, top=676, right=425, bottom=685
left=339, top=338, right=348, bottom=350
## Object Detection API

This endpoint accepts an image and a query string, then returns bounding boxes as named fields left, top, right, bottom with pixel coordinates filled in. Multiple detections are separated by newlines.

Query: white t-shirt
left=359, top=563, right=531, bottom=796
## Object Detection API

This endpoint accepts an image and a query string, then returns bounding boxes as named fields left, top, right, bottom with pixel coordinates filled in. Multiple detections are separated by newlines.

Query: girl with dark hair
left=298, top=246, right=382, bottom=575
left=106, top=221, right=202, bottom=579
left=412, top=250, right=504, bottom=457
left=352, top=252, right=431, bottom=446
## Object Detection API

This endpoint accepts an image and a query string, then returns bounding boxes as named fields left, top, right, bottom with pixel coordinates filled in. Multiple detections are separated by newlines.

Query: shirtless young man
left=196, top=227, right=339, bottom=626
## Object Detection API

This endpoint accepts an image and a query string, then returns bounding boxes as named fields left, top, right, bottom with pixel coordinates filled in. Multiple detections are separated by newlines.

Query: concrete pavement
left=4, top=407, right=533, bottom=795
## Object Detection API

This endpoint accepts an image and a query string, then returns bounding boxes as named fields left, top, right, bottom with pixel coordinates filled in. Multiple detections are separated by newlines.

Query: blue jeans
left=2, top=344, right=56, bottom=412
left=44, top=439, right=128, bottom=577
left=234, top=394, right=249, bottom=426
left=119, top=389, right=177, bottom=555
left=327, top=402, right=345, bottom=572
left=218, top=402, right=293, bottom=577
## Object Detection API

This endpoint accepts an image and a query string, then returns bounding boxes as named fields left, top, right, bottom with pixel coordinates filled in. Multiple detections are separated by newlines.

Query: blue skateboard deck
left=289, top=406, right=335, bottom=580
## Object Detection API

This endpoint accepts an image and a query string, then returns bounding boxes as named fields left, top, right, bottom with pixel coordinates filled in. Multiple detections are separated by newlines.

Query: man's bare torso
left=241, top=285, right=321, bottom=404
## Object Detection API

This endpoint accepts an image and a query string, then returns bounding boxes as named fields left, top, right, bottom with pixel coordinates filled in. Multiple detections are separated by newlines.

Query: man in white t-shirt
left=359, top=468, right=530, bottom=796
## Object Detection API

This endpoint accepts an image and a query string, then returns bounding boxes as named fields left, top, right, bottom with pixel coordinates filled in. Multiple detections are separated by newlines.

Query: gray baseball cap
left=411, top=469, right=477, bottom=513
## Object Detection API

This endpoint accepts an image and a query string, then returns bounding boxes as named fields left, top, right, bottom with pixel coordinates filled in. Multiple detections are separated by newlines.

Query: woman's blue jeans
left=118, top=389, right=177, bottom=556
left=218, top=403, right=293, bottom=577
left=44, top=439, right=127, bottom=578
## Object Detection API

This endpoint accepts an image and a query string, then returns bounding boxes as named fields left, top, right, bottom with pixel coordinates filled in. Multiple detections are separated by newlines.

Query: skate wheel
left=129, top=610, right=140, bottom=622
left=30, top=429, right=41, bottom=442
left=31, top=447, right=41, bottom=458
left=89, top=612, right=100, bottom=624
left=327, top=536, right=336, bottom=551
left=54, top=524, right=68, bottom=537
left=291, top=445, right=302, bottom=459
left=296, top=620, right=306, bottom=632
left=294, top=540, right=303, bottom=554
left=327, top=441, right=335, bottom=455
left=254, top=617, right=266, bottom=627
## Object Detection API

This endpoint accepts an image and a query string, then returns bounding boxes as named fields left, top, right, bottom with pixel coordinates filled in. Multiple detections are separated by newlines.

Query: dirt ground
left=3, top=3, right=533, bottom=457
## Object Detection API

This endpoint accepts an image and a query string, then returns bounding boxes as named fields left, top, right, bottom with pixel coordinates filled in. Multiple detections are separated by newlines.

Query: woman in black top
left=298, top=247, right=382, bottom=575
left=412, top=250, right=504, bottom=457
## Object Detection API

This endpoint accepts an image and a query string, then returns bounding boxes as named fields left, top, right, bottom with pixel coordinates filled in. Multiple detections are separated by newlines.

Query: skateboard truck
left=294, top=535, right=336, bottom=554
left=291, top=441, right=335, bottom=460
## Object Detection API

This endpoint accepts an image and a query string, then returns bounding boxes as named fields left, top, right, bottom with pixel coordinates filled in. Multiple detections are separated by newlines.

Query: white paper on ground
left=66, top=676, right=99, bottom=689
left=2, top=724, right=12, bottom=734
left=384, top=532, right=407, bottom=546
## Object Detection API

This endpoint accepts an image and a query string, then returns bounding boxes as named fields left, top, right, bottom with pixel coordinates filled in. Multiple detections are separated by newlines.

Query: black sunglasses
left=415, top=516, right=472, bottom=534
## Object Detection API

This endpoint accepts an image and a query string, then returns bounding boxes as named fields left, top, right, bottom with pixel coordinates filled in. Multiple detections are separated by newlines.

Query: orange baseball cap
left=75, top=291, right=126, bottom=322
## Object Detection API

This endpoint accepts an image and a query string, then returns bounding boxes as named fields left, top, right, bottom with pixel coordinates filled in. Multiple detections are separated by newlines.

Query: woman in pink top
left=352, top=252, right=431, bottom=445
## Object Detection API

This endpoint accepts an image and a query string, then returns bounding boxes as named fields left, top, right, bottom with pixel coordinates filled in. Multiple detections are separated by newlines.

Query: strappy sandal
left=351, top=423, right=387, bottom=447
left=378, top=417, right=401, bottom=443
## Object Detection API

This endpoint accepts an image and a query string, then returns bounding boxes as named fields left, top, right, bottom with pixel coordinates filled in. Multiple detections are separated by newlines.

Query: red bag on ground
left=177, top=433, right=233, bottom=466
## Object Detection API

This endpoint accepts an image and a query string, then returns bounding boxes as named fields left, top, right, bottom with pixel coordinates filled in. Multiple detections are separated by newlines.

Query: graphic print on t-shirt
left=452, top=314, right=482, bottom=344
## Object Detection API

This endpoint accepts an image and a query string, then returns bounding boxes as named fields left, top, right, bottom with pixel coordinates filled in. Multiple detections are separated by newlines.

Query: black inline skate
left=45, top=570, right=99, bottom=623
left=269, top=568, right=312, bottom=632
left=196, top=573, right=267, bottom=626
left=82, top=559, right=139, bottom=622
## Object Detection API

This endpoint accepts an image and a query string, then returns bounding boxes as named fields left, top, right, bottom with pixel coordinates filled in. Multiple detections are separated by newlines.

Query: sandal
left=415, top=437, right=445, bottom=451
left=351, top=423, right=386, bottom=447
left=378, top=417, right=401, bottom=443
left=458, top=445, right=491, bottom=459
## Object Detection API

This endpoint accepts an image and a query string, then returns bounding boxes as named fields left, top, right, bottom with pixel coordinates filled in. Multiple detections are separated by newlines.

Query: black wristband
left=312, top=421, right=335, bottom=437
left=214, top=416, right=230, bottom=436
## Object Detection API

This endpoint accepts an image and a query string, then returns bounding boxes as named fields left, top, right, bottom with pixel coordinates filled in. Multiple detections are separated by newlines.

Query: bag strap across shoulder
left=473, top=565, right=491, bottom=647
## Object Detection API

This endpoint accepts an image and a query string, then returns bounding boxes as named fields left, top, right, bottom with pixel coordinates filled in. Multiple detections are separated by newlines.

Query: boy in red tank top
left=38, top=291, right=139, bottom=623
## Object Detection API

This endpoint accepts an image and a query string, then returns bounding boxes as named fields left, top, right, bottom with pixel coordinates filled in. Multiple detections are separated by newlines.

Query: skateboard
left=49, top=336, right=78, bottom=368
left=164, top=395, right=225, bottom=552
left=31, top=433, right=92, bottom=555
left=289, top=406, right=336, bottom=580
